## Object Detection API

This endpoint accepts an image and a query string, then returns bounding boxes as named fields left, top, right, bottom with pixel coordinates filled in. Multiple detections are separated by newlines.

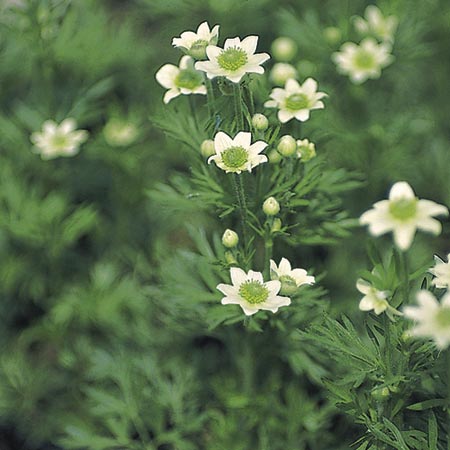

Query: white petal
left=59, top=118, right=76, bottom=133
left=359, top=296, right=374, bottom=311
left=389, top=182, right=415, bottom=201
left=264, top=100, right=278, bottom=108
left=156, top=64, right=179, bottom=89
left=285, top=78, right=300, bottom=92
left=163, top=89, right=180, bottom=104
left=393, top=223, right=416, bottom=251
left=269, top=260, right=278, bottom=277
left=248, top=140, right=268, bottom=155
left=294, top=110, right=310, bottom=122
left=239, top=303, right=260, bottom=316
left=233, top=132, right=251, bottom=148
left=244, top=65, right=265, bottom=75
left=230, top=267, right=247, bottom=286
left=279, top=258, right=292, bottom=274
left=248, top=53, right=270, bottom=66
left=301, top=78, right=318, bottom=95
left=416, top=290, right=439, bottom=310
left=217, top=283, right=237, bottom=296
left=224, top=37, right=241, bottom=49
left=42, top=120, right=57, bottom=134
left=291, top=269, right=314, bottom=286
left=265, top=280, right=281, bottom=295
left=417, top=200, right=448, bottom=217
left=205, top=45, right=222, bottom=61
left=196, top=21, right=210, bottom=37
left=278, top=109, right=293, bottom=123
left=240, top=35, right=258, bottom=55
left=264, top=295, right=291, bottom=311
left=214, top=131, right=233, bottom=153
left=247, top=270, right=263, bottom=283
left=416, top=217, right=442, bottom=235
left=226, top=73, right=245, bottom=83
left=356, top=279, right=371, bottom=295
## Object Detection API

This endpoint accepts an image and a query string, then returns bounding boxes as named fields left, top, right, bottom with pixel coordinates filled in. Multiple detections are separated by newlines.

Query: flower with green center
left=332, top=38, right=394, bottom=84
left=30, top=118, right=88, bottom=160
left=356, top=279, right=401, bottom=320
left=208, top=131, right=268, bottom=174
left=195, top=36, right=270, bottom=84
left=217, top=267, right=290, bottom=316
left=264, top=78, right=327, bottom=123
left=172, top=21, right=220, bottom=60
left=360, top=181, right=448, bottom=251
left=270, top=258, right=315, bottom=296
left=296, top=138, right=316, bottom=161
left=404, top=291, right=450, bottom=349
left=156, top=55, right=207, bottom=104
left=429, top=254, right=450, bottom=289
left=354, top=5, right=398, bottom=43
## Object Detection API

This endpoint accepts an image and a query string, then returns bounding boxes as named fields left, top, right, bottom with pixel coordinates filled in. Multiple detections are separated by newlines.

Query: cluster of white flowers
left=332, top=5, right=396, bottom=84
left=218, top=258, right=314, bottom=316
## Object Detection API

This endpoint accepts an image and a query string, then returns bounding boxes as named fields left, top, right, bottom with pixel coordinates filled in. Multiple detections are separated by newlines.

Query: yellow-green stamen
left=239, top=280, right=269, bottom=304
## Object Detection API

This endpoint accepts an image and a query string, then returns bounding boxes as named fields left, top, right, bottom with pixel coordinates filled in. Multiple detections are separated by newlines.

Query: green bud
left=323, top=27, right=342, bottom=45
left=277, top=135, right=297, bottom=157
left=200, top=139, right=215, bottom=158
left=224, top=251, right=238, bottom=265
left=271, top=218, right=282, bottom=232
left=251, top=113, right=269, bottom=131
left=263, top=197, right=280, bottom=216
left=222, top=229, right=239, bottom=248
left=271, top=37, right=297, bottom=62
left=268, top=149, right=282, bottom=164
left=270, top=63, right=298, bottom=86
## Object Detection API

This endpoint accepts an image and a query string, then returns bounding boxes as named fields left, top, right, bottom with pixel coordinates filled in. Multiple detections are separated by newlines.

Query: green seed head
left=285, top=93, right=310, bottom=111
left=389, top=198, right=417, bottom=220
left=221, top=146, right=248, bottom=170
left=217, top=47, right=248, bottom=71
left=189, top=39, right=209, bottom=59
left=175, top=69, right=203, bottom=90
left=239, top=280, right=269, bottom=304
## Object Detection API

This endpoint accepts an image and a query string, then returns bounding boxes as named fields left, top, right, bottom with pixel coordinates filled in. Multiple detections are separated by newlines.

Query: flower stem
left=264, top=234, right=273, bottom=279
left=204, top=75, right=216, bottom=117
left=233, top=82, right=244, bottom=131
left=399, top=250, right=410, bottom=304
left=232, top=173, right=248, bottom=248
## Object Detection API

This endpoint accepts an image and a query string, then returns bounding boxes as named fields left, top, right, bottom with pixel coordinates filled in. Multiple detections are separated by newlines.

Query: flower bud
left=224, top=251, right=238, bottom=265
left=271, top=218, right=282, bottom=232
left=251, top=113, right=269, bottom=131
left=277, top=135, right=297, bottom=157
left=103, top=118, right=138, bottom=147
left=270, top=63, right=298, bottom=86
left=279, top=278, right=298, bottom=296
left=188, top=42, right=208, bottom=60
left=263, top=197, right=280, bottom=216
left=200, top=139, right=215, bottom=158
left=222, top=229, right=239, bottom=248
left=371, top=386, right=390, bottom=400
left=323, top=27, right=342, bottom=45
left=271, top=37, right=297, bottom=62
left=297, top=60, right=317, bottom=78
left=296, top=139, right=316, bottom=162
left=268, top=149, right=282, bottom=164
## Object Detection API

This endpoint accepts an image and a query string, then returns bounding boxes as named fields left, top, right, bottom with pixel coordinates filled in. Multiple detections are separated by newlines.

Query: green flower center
left=239, top=280, right=269, bottom=304
left=389, top=198, right=417, bottom=220
left=436, top=307, right=450, bottom=328
left=354, top=50, right=376, bottom=70
left=189, top=39, right=209, bottom=59
left=175, top=69, right=203, bottom=90
left=285, top=93, right=310, bottom=111
left=221, top=146, right=248, bottom=169
left=51, top=133, right=70, bottom=149
left=279, top=275, right=298, bottom=296
left=217, top=47, right=248, bottom=71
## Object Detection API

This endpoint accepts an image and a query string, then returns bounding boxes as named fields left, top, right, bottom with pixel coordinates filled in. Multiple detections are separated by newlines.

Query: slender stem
left=204, top=75, right=215, bottom=117
left=383, top=314, right=392, bottom=379
left=264, top=234, right=273, bottom=279
left=188, top=96, right=198, bottom=131
left=233, top=83, right=244, bottom=131
left=232, top=173, right=248, bottom=248
left=399, top=249, right=410, bottom=304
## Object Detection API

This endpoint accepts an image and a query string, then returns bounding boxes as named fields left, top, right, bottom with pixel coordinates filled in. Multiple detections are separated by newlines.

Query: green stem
left=399, top=249, right=410, bottom=304
left=233, top=83, right=244, bottom=131
left=204, top=75, right=215, bottom=117
left=383, top=314, right=392, bottom=379
left=232, top=173, right=248, bottom=249
left=264, top=234, right=273, bottom=279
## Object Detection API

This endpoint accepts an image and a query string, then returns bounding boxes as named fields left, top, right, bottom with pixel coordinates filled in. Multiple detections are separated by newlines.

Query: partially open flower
left=429, top=254, right=450, bottom=289
left=360, top=181, right=448, bottom=251
left=296, top=138, right=316, bottom=161
left=156, top=55, right=206, bottom=104
left=270, top=258, right=315, bottom=296
left=264, top=78, right=326, bottom=123
left=217, top=267, right=290, bottom=316
left=195, top=35, right=270, bottom=83
left=172, top=21, right=220, bottom=60
left=208, top=131, right=268, bottom=174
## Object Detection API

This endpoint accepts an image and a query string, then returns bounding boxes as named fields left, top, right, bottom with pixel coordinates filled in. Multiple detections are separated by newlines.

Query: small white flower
left=195, top=36, right=270, bottom=83
left=155, top=55, right=207, bottom=104
left=332, top=38, right=394, bottom=84
left=404, top=290, right=450, bottom=349
left=270, top=258, right=315, bottom=296
left=429, top=254, right=450, bottom=289
left=217, top=267, right=290, bottom=316
left=172, top=21, right=220, bottom=60
left=296, top=139, right=316, bottom=161
left=264, top=78, right=327, bottom=123
left=360, top=181, right=448, bottom=251
left=208, top=131, right=268, bottom=174
left=356, top=279, right=389, bottom=314
left=354, top=5, right=398, bottom=43
left=30, top=118, right=88, bottom=160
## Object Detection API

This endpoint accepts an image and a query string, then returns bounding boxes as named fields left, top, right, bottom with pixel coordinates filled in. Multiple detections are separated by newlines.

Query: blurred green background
left=0, top=0, right=449, bottom=448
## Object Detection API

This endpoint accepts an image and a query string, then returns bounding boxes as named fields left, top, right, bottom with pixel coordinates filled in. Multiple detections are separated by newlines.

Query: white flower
left=354, top=5, right=398, bottom=43
left=332, top=38, right=394, bottom=84
left=429, top=254, right=450, bottom=289
left=30, top=118, right=88, bottom=160
left=155, top=55, right=207, bottom=104
left=356, top=279, right=389, bottom=314
left=208, top=131, right=268, bottom=174
left=217, top=267, right=290, bottom=316
left=264, top=78, right=327, bottom=123
left=404, top=290, right=450, bottom=349
left=172, top=21, right=220, bottom=60
left=360, top=182, right=448, bottom=251
left=296, top=139, right=316, bottom=161
left=270, top=257, right=315, bottom=296
left=195, top=36, right=270, bottom=83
